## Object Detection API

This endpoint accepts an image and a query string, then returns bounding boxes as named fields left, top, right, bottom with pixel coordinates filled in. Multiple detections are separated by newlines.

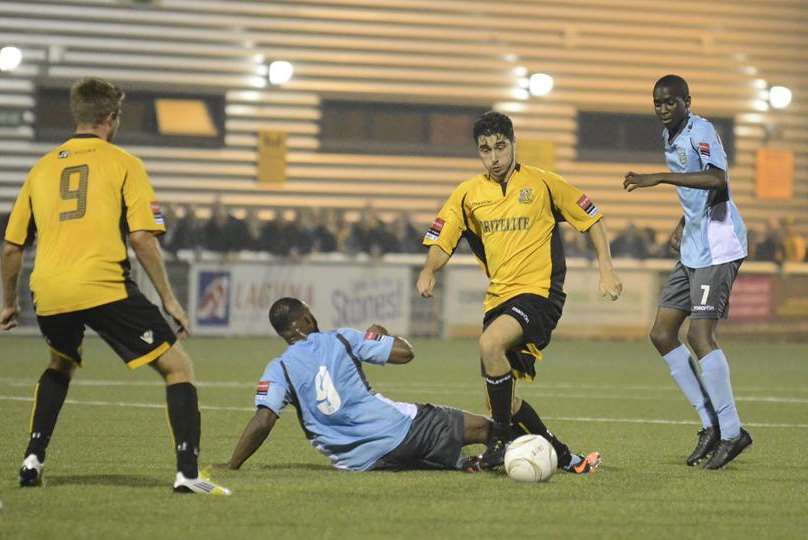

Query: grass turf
left=1, top=336, right=806, bottom=539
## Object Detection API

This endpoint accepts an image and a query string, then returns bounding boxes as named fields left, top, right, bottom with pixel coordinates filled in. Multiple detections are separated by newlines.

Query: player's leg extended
left=20, top=351, right=77, bottom=486
left=510, top=396, right=571, bottom=466
left=462, top=411, right=491, bottom=445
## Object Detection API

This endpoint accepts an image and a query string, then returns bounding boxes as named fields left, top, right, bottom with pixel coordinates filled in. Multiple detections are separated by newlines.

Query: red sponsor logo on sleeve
left=256, top=381, right=270, bottom=395
left=698, top=142, right=711, bottom=157
left=576, top=195, right=591, bottom=210
left=424, top=217, right=445, bottom=241
left=150, top=202, right=165, bottom=224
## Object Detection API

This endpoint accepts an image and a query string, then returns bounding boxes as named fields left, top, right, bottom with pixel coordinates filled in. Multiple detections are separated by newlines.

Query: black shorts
left=482, top=293, right=562, bottom=380
left=370, top=404, right=466, bottom=471
left=36, top=292, right=176, bottom=369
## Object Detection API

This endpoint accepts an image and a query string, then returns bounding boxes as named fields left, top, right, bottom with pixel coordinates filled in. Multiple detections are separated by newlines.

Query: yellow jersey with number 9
left=4, top=135, right=165, bottom=315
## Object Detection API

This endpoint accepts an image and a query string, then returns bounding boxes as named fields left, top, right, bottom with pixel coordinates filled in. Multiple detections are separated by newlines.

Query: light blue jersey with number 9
left=254, top=329, right=416, bottom=471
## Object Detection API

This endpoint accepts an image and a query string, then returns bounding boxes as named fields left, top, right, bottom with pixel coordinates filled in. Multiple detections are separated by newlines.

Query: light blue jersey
left=663, top=114, right=747, bottom=268
left=255, top=329, right=416, bottom=471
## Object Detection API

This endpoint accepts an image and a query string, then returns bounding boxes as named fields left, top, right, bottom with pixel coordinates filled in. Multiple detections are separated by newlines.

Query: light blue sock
left=699, top=349, right=741, bottom=440
left=663, top=345, right=715, bottom=428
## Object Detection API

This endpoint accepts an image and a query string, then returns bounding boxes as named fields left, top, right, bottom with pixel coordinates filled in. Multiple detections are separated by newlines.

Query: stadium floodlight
left=0, top=46, right=23, bottom=72
left=268, top=60, right=294, bottom=85
left=768, top=86, right=792, bottom=109
left=528, top=73, right=554, bottom=97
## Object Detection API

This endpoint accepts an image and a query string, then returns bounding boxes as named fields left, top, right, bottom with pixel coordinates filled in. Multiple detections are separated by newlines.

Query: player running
left=417, top=111, right=622, bottom=470
left=1, top=77, right=230, bottom=494
left=225, top=297, right=492, bottom=472
left=624, top=74, right=751, bottom=469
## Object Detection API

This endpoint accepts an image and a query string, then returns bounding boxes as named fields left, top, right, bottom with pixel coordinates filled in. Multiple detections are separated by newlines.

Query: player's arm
left=585, top=220, right=622, bottom=301
left=417, top=245, right=451, bottom=298
left=623, top=165, right=726, bottom=192
left=418, top=188, right=467, bottom=298
left=1, top=241, right=24, bottom=330
left=542, top=172, right=622, bottom=301
left=129, top=231, right=189, bottom=338
left=1, top=179, right=33, bottom=330
left=365, top=324, right=414, bottom=364
left=669, top=216, right=685, bottom=252
left=123, top=157, right=189, bottom=336
left=227, top=407, right=278, bottom=470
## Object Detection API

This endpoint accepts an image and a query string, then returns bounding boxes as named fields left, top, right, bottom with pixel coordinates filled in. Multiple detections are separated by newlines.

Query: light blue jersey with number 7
left=663, top=114, right=747, bottom=268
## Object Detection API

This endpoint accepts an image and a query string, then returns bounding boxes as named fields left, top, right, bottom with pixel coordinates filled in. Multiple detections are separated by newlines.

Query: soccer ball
left=504, top=434, right=557, bottom=482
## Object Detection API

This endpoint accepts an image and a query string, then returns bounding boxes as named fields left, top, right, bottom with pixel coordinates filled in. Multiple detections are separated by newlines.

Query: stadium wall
left=0, top=0, right=807, bottom=234
left=4, top=256, right=807, bottom=341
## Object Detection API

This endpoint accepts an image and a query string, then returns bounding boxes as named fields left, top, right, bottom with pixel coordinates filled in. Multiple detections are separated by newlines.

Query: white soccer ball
left=504, top=434, right=557, bottom=482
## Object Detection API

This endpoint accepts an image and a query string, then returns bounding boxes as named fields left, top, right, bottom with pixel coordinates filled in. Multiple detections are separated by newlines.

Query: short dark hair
left=70, top=77, right=124, bottom=127
left=473, top=111, right=514, bottom=143
left=268, top=297, right=305, bottom=334
left=654, top=74, right=689, bottom=99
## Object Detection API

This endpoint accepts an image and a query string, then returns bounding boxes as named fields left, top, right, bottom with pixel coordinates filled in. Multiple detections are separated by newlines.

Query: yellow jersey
left=4, top=135, right=165, bottom=315
left=423, top=163, right=602, bottom=312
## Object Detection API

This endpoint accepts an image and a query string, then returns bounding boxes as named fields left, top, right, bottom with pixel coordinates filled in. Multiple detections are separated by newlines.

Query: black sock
left=166, top=382, right=200, bottom=478
left=484, top=372, right=514, bottom=433
left=512, top=400, right=572, bottom=467
left=25, top=368, right=71, bottom=462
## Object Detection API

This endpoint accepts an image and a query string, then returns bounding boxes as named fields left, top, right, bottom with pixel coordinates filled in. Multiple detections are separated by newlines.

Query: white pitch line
left=1, top=377, right=807, bottom=404
left=1, top=394, right=807, bottom=429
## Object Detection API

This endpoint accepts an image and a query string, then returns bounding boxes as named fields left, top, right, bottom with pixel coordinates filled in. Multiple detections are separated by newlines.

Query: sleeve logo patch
left=698, top=142, right=711, bottom=157
left=256, top=381, right=270, bottom=395
left=576, top=194, right=599, bottom=217
left=363, top=331, right=384, bottom=341
left=150, top=202, right=165, bottom=225
left=424, top=217, right=445, bottom=241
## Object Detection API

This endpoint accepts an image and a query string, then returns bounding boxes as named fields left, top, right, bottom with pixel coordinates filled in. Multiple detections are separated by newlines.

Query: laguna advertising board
left=189, top=262, right=410, bottom=336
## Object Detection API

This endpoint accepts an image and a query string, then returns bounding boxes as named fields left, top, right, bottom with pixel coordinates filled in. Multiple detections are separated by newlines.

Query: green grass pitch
left=1, top=336, right=807, bottom=539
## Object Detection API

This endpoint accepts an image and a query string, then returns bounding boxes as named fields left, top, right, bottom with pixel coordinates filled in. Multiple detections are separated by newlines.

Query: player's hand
left=163, top=297, right=190, bottom=339
left=416, top=269, right=436, bottom=298
left=366, top=324, right=389, bottom=336
left=623, top=172, right=660, bottom=192
left=0, top=305, right=20, bottom=331
left=599, top=269, right=623, bottom=301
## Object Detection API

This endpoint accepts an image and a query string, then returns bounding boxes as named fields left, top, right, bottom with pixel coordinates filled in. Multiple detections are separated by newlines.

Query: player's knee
left=649, top=324, right=677, bottom=353
left=47, top=354, right=76, bottom=378
left=151, top=343, right=194, bottom=384
left=479, top=333, right=505, bottom=362
left=687, top=323, right=717, bottom=358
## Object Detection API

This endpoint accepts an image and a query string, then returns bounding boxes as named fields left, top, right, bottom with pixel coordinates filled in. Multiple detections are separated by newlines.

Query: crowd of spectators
left=2, top=205, right=807, bottom=263
left=158, top=202, right=425, bottom=258
left=604, top=218, right=808, bottom=263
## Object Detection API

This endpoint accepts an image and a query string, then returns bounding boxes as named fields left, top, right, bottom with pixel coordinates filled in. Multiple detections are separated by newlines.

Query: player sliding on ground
left=623, top=75, right=751, bottom=469
left=225, top=297, right=493, bottom=472
left=1, top=77, right=229, bottom=494
left=417, top=111, right=622, bottom=471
